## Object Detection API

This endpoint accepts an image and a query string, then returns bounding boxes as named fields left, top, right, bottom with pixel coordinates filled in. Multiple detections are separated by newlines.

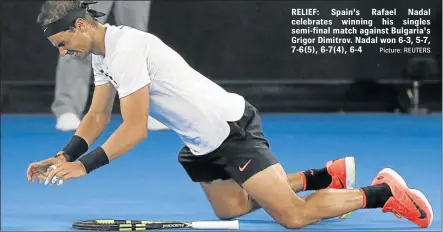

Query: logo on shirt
left=100, top=69, right=119, bottom=87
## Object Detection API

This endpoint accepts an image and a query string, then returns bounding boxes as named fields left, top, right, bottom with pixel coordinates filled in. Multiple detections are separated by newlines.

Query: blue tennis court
left=1, top=113, right=441, bottom=231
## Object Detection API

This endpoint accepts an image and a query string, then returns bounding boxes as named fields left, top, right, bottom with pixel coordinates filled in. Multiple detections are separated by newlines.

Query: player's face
left=48, top=29, right=91, bottom=58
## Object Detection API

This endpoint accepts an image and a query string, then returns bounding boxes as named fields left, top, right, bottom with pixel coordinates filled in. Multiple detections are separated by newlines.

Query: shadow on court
left=1, top=114, right=441, bottom=231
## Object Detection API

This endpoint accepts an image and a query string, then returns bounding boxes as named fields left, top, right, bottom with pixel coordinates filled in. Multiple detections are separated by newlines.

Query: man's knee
left=211, top=198, right=251, bottom=220
left=269, top=205, right=313, bottom=229
left=214, top=211, right=239, bottom=220
left=201, top=180, right=253, bottom=220
left=276, top=215, right=308, bottom=229
left=279, top=219, right=306, bottom=229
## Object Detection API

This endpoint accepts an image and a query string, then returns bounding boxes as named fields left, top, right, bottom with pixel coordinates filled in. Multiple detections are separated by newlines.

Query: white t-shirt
left=92, top=25, right=245, bottom=155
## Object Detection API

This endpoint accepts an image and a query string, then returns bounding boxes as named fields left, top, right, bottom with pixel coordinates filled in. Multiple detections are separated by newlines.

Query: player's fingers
left=31, top=165, right=45, bottom=183
left=59, top=173, right=76, bottom=185
left=43, top=163, right=59, bottom=176
left=49, top=169, right=65, bottom=186
left=29, top=170, right=35, bottom=183
left=51, top=170, right=68, bottom=185
left=35, top=166, right=50, bottom=184
left=57, top=172, right=74, bottom=185
left=38, top=174, right=47, bottom=184
left=31, top=167, right=44, bottom=183
left=29, top=173, right=36, bottom=183
left=27, top=164, right=33, bottom=182
left=45, top=166, right=63, bottom=186
left=27, top=163, right=38, bottom=182
left=44, top=168, right=55, bottom=185
left=55, top=172, right=72, bottom=186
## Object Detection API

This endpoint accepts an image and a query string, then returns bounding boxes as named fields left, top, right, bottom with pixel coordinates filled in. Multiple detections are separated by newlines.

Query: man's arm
left=100, top=85, right=149, bottom=161
left=74, top=84, right=149, bottom=174
left=41, top=85, right=149, bottom=184
left=75, top=83, right=117, bottom=146
left=55, top=83, right=116, bottom=162
left=71, top=49, right=151, bottom=174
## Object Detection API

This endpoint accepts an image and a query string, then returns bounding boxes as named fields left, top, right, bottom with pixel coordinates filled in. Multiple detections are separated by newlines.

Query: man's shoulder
left=107, top=39, right=149, bottom=65
left=104, top=25, right=156, bottom=66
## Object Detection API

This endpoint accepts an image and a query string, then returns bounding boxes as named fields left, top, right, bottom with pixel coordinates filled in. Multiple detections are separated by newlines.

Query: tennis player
left=27, top=1, right=433, bottom=229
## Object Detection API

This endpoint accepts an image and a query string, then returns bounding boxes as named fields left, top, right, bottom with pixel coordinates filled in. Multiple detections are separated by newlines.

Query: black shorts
left=178, top=101, right=279, bottom=185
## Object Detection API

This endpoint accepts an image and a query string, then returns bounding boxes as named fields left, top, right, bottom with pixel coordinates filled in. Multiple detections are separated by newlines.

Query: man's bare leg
left=201, top=173, right=344, bottom=220
left=240, top=164, right=364, bottom=228
left=201, top=157, right=353, bottom=219
left=201, top=174, right=304, bottom=220
left=239, top=164, right=432, bottom=229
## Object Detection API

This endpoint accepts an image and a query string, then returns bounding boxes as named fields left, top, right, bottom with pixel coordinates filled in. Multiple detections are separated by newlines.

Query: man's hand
left=27, top=156, right=65, bottom=184
left=45, top=161, right=87, bottom=186
left=54, top=151, right=68, bottom=162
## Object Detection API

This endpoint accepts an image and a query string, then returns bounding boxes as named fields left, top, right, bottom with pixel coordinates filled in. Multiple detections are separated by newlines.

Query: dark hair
left=36, top=0, right=97, bottom=26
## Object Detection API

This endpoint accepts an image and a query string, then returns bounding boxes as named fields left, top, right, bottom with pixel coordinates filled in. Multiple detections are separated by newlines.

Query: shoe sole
left=345, top=157, right=356, bottom=189
left=377, top=168, right=434, bottom=227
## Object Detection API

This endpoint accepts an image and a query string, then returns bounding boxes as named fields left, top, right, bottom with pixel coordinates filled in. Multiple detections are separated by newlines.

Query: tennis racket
left=72, top=219, right=239, bottom=231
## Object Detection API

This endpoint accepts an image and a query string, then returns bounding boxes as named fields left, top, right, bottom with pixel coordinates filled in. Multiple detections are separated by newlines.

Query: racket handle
left=191, top=220, right=239, bottom=229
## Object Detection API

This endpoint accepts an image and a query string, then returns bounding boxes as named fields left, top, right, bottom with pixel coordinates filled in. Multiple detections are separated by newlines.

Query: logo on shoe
left=407, top=194, right=427, bottom=219
left=337, top=177, right=345, bottom=188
